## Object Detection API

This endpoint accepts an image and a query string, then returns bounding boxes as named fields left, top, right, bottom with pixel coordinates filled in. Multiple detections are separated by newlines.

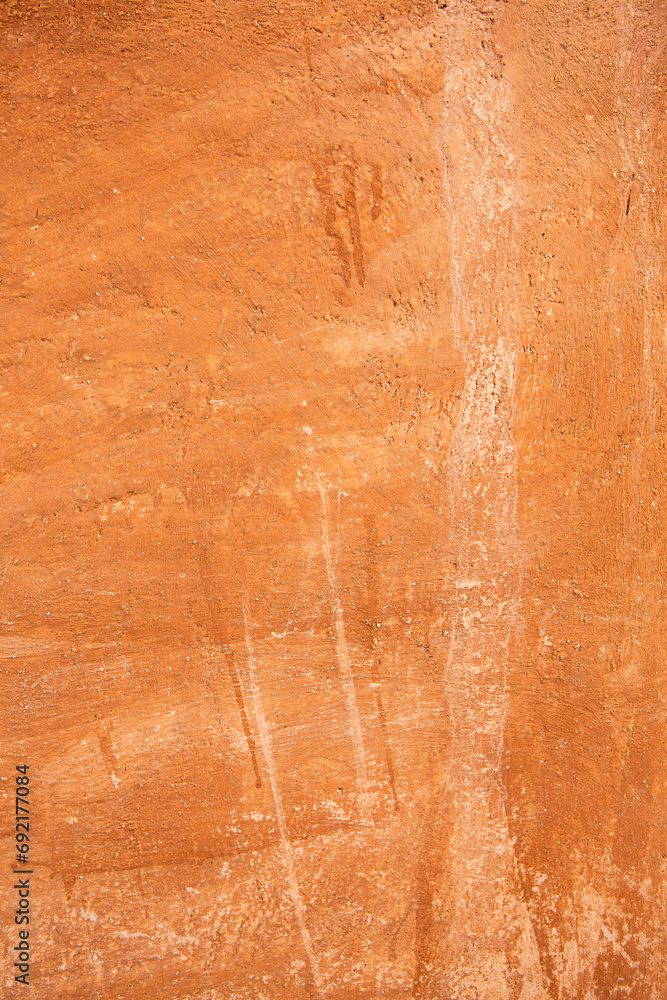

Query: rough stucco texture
left=1, top=0, right=666, bottom=997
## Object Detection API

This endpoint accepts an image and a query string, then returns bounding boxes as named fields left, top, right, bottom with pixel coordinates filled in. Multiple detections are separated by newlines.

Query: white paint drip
left=243, top=606, right=324, bottom=995
left=317, top=477, right=372, bottom=827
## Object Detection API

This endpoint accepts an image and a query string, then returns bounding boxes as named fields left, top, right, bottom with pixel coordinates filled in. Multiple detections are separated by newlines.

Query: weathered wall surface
left=1, top=1, right=666, bottom=997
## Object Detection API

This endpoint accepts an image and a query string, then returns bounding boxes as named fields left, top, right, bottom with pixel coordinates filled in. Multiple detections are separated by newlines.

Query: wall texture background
left=1, top=1, right=666, bottom=997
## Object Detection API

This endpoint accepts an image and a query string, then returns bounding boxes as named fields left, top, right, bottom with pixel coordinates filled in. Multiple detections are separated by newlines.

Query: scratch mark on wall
left=370, top=657, right=399, bottom=812
left=317, top=476, right=372, bottom=827
left=364, top=513, right=399, bottom=811
left=243, top=606, right=324, bottom=996
left=225, top=648, right=262, bottom=788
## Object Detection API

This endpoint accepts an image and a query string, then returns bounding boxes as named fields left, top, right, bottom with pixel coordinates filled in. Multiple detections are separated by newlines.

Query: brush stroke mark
left=317, top=477, right=372, bottom=826
left=313, top=154, right=367, bottom=286
left=313, top=157, right=352, bottom=285
left=371, top=164, right=384, bottom=221
left=225, top=648, right=262, bottom=788
left=243, top=606, right=324, bottom=995
left=343, top=160, right=365, bottom=286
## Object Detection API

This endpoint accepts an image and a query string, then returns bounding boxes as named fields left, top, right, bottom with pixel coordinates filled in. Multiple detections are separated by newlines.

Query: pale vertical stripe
left=317, top=478, right=372, bottom=826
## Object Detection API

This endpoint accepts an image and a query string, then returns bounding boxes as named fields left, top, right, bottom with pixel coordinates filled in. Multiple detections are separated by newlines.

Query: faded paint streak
left=99, top=724, right=119, bottom=778
left=414, top=5, right=547, bottom=998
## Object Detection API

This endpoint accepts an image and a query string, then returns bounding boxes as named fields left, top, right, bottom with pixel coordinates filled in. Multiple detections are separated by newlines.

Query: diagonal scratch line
left=243, top=606, right=324, bottom=995
left=272, top=323, right=335, bottom=347
left=317, top=476, right=372, bottom=827
left=225, top=648, right=262, bottom=788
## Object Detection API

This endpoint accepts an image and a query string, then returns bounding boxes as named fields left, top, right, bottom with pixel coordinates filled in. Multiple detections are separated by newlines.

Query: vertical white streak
left=317, top=478, right=372, bottom=826
left=428, top=3, right=546, bottom=996
left=243, top=606, right=324, bottom=995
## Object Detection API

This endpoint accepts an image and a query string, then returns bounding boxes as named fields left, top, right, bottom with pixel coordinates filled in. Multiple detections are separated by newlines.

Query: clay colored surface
left=1, top=1, right=666, bottom=997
